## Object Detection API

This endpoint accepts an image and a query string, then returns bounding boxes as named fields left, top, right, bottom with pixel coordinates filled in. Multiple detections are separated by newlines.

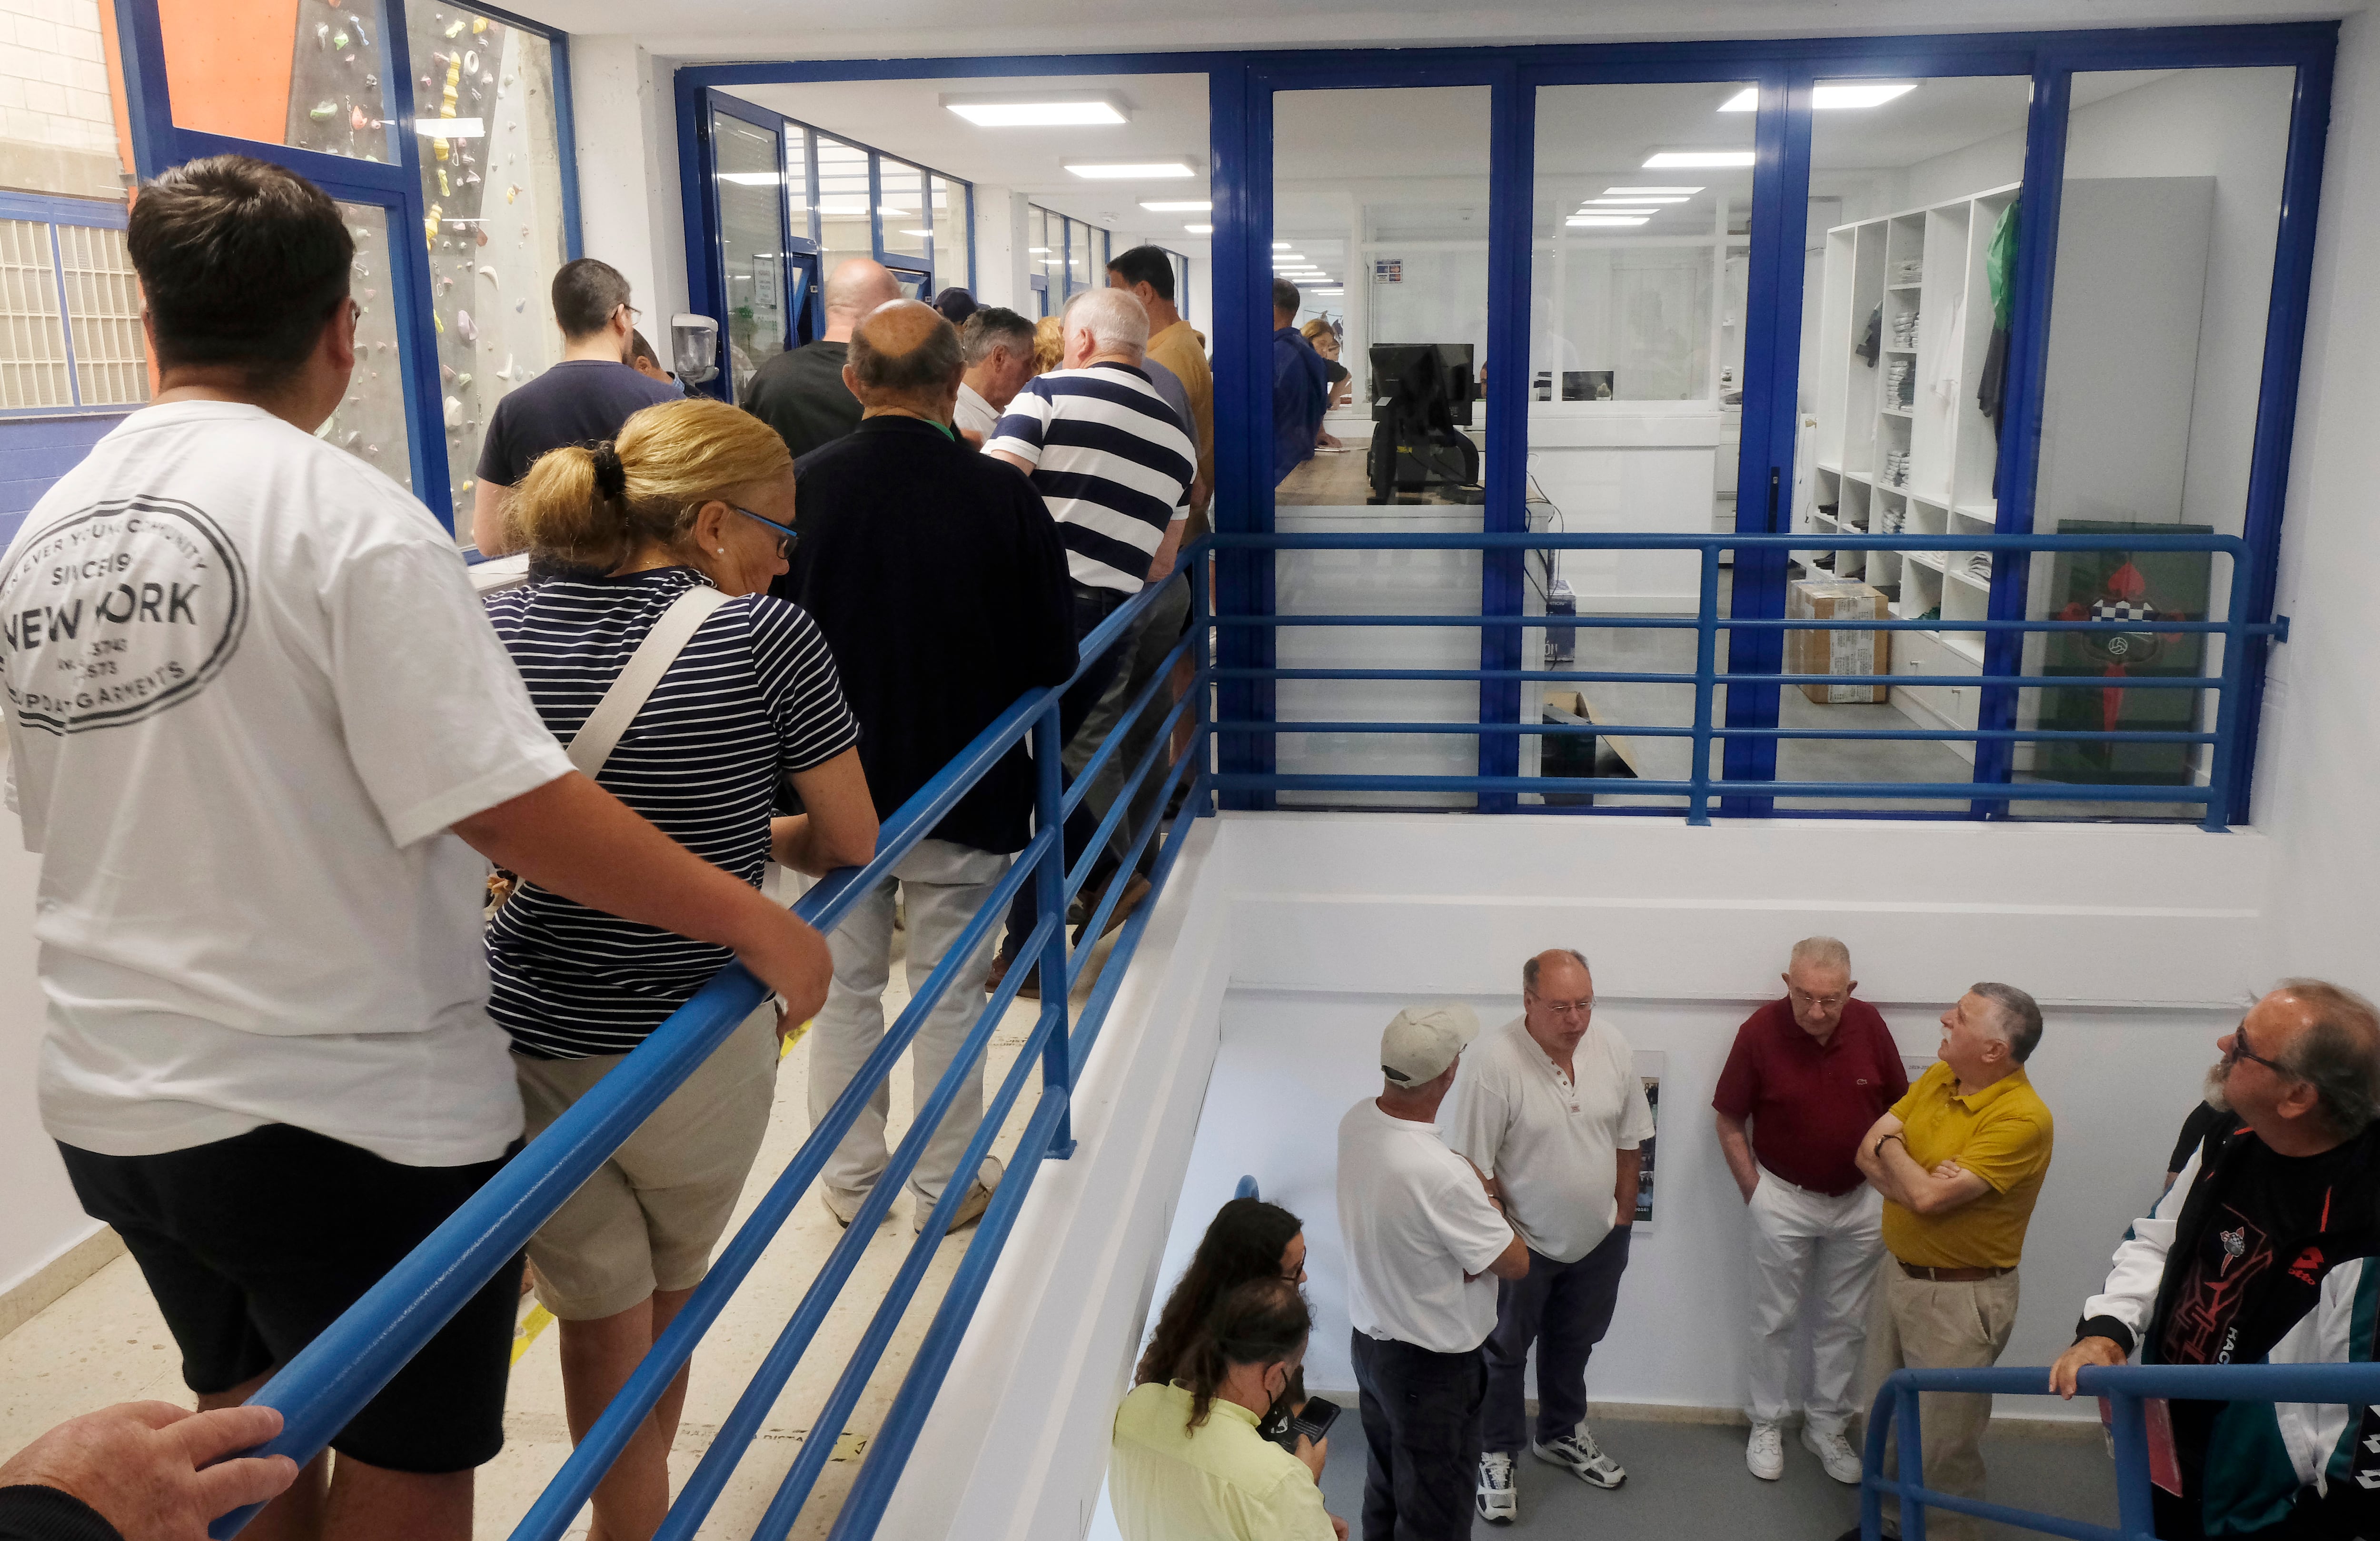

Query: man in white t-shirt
left=0, top=155, right=834, bottom=1541
left=1337, top=1002, right=1528, bottom=1541
left=1442, top=949, right=1655, bottom=1525
left=953, top=306, right=1036, bottom=443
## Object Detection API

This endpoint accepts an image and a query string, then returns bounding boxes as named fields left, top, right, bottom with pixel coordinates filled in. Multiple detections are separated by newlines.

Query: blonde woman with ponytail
left=483, top=395, right=879, bottom=1541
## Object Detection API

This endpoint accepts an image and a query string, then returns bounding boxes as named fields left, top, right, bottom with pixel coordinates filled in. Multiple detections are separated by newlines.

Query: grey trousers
left=808, top=838, right=1009, bottom=1205
left=1063, top=572, right=1191, bottom=868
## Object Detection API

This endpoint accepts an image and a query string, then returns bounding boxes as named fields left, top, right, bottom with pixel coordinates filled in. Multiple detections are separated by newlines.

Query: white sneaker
left=1746, top=1420, right=1785, bottom=1481
left=1803, top=1422, right=1863, bottom=1484
left=1476, top=1451, right=1518, bottom=1524
left=1533, top=1423, right=1625, bottom=1488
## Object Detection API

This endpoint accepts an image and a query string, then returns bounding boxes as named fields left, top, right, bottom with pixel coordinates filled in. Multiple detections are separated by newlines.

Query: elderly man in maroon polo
left=1713, top=937, right=1909, bottom=1485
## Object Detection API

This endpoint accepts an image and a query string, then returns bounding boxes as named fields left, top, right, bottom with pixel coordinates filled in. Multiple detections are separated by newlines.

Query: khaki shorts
left=514, top=1007, right=779, bottom=1321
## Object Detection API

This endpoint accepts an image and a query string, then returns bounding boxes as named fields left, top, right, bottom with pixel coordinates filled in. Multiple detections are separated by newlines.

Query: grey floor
left=1317, top=1414, right=2121, bottom=1540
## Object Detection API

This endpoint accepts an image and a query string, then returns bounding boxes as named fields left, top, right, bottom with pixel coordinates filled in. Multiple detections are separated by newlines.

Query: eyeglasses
left=2226, top=1023, right=2294, bottom=1077
left=731, top=504, right=797, bottom=554
left=616, top=302, right=642, bottom=326
left=1532, top=997, right=1594, bottom=1017
left=1788, top=986, right=1849, bottom=1010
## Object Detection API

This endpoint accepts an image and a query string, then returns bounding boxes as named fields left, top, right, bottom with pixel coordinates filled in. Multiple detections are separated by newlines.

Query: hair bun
left=589, top=441, right=627, bottom=503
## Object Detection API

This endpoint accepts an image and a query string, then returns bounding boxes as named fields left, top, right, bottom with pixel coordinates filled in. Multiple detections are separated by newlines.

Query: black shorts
left=58, top=1124, right=523, bottom=1473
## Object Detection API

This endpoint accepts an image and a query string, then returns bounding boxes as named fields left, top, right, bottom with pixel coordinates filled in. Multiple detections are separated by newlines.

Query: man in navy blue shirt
left=469, top=258, right=678, bottom=556
left=1272, top=277, right=1331, bottom=487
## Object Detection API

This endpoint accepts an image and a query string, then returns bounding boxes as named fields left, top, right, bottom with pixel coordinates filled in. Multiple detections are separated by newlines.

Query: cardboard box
left=1787, top=579, right=1892, bottom=704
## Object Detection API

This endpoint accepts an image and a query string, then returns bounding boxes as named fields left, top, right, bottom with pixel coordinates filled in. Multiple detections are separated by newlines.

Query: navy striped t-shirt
left=483, top=566, right=859, bottom=1058
left=986, top=362, right=1195, bottom=594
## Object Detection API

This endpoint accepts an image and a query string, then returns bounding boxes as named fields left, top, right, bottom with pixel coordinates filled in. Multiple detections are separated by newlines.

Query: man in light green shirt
left=1111, top=1278, right=1343, bottom=1541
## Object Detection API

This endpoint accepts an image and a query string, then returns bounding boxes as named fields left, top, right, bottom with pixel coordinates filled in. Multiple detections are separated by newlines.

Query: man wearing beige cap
left=1337, top=1002, right=1529, bottom=1541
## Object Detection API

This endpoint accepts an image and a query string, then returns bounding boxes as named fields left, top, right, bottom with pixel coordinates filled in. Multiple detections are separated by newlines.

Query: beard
left=2203, top=1060, right=2232, bottom=1111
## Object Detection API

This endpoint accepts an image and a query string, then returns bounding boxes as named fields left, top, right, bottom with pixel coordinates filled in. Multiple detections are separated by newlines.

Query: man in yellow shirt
left=1845, top=983, right=2053, bottom=1541
left=1111, top=1277, right=1345, bottom=1541
left=1108, top=245, right=1212, bottom=532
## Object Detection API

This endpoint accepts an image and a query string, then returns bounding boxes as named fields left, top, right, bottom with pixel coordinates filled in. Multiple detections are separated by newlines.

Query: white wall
left=569, top=38, right=688, bottom=325
left=0, top=0, right=121, bottom=200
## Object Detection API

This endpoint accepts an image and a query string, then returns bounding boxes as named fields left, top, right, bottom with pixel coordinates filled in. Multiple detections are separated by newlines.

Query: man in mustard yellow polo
left=1846, top=984, right=2054, bottom=1541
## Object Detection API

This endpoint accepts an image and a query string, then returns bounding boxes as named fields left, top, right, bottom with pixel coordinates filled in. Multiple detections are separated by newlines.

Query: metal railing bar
left=1209, top=772, right=2213, bottom=803
left=1218, top=530, right=2246, bottom=554
left=1064, top=687, right=1204, bottom=900
left=1059, top=628, right=1199, bottom=823
left=828, top=771, right=1214, bottom=1541
left=1067, top=723, right=1210, bottom=991
left=743, top=913, right=1077, bottom=1541
left=1215, top=720, right=2218, bottom=746
left=1215, top=665, right=2228, bottom=691
left=1214, top=613, right=2263, bottom=636
left=507, top=828, right=1057, bottom=1541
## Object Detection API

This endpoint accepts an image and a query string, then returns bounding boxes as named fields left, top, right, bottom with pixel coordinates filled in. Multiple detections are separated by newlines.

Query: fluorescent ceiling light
left=1065, top=160, right=1195, bottom=179
left=942, top=91, right=1129, bottom=127
left=1604, top=186, right=1703, bottom=196
left=414, top=117, right=484, bottom=138
left=1644, top=150, right=1755, bottom=168
left=1029, top=246, right=1051, bottom=253
left=1184, top=223, right=1213, bottom=234
left=1719, top=82, right=1916, bottom=112
left=1568, top=214, right=1650, bottom=227
left=1584, top=195, right=1686, bottom=206
left=1273, top=242, right=1292, bottom=250
left=716, top=171, right=781, bottom=187
left=1579, top=208, right=1660, bottom=217
left=1314, top=287, right=1344, bottom=296
left=1141, top=199, right=1212, bottom=212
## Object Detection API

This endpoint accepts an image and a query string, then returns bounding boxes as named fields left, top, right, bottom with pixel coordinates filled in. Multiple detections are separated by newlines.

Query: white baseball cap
left=1381, top=1002, right=1481, bottom=1087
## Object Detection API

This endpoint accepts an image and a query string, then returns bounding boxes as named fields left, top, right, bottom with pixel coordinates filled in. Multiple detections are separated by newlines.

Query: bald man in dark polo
left=772, top=299, right=1075, bottom=1234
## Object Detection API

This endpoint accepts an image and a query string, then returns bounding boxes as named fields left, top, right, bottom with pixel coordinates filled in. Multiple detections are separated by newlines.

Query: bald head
left=844, top=298, right=963, bottom=419
left=823, top=258, right=903, bottom=340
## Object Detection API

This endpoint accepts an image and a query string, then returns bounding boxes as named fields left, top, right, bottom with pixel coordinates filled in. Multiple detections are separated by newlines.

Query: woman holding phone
left=1110, top=1277, right=1345, bottom=1541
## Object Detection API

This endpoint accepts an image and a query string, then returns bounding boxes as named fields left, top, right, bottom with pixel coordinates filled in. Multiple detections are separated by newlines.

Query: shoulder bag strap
left=565, top=585, right=731, bottom=778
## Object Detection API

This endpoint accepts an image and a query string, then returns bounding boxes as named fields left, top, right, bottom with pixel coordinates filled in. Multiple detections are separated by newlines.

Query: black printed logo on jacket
left=0, top=497, right=250, bottom=733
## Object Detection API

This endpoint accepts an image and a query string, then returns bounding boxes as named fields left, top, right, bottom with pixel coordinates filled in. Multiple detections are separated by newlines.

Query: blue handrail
left=208, top=550, right=1213, bottom=1540
left=1860, top=1361, right=2380, bottom=1541
left=1210, top=528, right=2278, bottom=830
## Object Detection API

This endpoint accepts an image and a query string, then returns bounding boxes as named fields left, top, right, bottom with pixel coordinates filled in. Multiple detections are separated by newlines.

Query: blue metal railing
left=208, top=554, right=1217, bottom=1540
left=1861, top=1360, right=2380, bottom=1541
left=1208, top=529, right=2284, bottom=830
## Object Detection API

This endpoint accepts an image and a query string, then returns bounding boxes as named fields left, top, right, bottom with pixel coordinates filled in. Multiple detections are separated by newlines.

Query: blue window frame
left=109, top=0, right=583, bottom=538
left=678, top=25, right=2332, bottom=828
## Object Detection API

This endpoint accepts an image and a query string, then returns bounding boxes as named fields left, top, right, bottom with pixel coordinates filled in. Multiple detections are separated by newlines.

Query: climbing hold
left=505, top=184, right=519, bottom=204
left=473, top=17, right=488, bottom=33
left=308, top=100, right=338, bottom=122
left=463, top=49, right=478, bottom=73
left=455, top=373, right=472, bottom=389
left=478, top=265, right=498, bottom=286
left=441, top=363, right=456, bottom=383
left=513, top=298, right=525, bottom=312
left=333, top=29, right=350, bottom=49
left=350, top=104, right=369, bottom=131
left=456, top=308, right=476, bottom=342
left=444, top=395, right=463, bottom=428
left=315, top=21, right=329, bottom=48
left=445, top=18, right=465, bottom=37
left=496, top=354, right=517, bottom=381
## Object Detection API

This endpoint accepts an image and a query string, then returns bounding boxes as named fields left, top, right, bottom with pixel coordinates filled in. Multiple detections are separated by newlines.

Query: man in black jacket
left=741, top=257, right=902, bottom=460
left=774, top=299, right=1076, bottom=1236
left=2052, top=980, right=2380, bottom=1541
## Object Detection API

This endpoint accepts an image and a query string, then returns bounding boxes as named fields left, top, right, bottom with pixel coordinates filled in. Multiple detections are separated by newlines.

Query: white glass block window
left=0, top=220, right=73, bottom=410
left=55, top=223, right=149, bottom=408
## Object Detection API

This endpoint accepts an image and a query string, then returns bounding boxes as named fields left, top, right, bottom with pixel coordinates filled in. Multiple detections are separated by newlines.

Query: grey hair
left=1970, top=983, right=2043, bottom=1064
left=959, top=306, right=1035, bottom=366
left=1060, top=286, right=1149, bottom=362
left=1789, top=937, right=1851, bottom=975
left=2274, top=978, right=2380, bottom=1139
left=1522, top=949, right=1590, bottom=996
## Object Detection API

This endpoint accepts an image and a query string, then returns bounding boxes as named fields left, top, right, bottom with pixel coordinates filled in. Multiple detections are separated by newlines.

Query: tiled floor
left=0, top=923, right=1116, bottom=1541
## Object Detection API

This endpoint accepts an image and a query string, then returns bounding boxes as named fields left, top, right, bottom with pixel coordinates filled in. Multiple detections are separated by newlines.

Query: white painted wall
left=0, top=0, right=121, bottom=200
left=568, top=38, right=688, bottom=326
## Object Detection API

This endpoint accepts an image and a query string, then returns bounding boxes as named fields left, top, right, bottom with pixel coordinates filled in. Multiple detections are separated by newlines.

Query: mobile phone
left=1290, top=1395, right=1342, bottom=1444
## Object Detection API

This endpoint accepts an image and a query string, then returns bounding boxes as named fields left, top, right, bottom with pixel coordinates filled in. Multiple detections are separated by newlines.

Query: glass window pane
left=56, top=223, right=148, bottom=407
left=1783, top=75, right=2033, bottom=810
left=931, top=176, right=969, bottom=293
left=880, top=159, right=927, bottom=261
left=410, top=5, right=567, bottom=537
left=815, top=135, right=873, bottom=284
left=2013, top=66, right=2293, bottom=820
left=784, top=123, right=813, bottom=244
left=0, top=0, right=129, bottom=198
left=322, top=203, right=414, bottom=496
left=1067, top=218, right=1091, bottom=296
left=1270, top=85, right=1490, bottom=809
left=714, top=110, right=788, bottom=402
left=1029, top=206, right=1056, bottom=295
left=166, top=0, right=399, bottom=162
left=0, top=220, right=72, bottom=409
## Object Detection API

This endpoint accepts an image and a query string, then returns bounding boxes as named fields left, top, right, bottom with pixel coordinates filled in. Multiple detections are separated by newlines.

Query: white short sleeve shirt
left=1336, top=1096, right=1515, bottom=1353
left=0, top=402, right=573, bottom=1166
left=1441, top=1016, right=1656, bottom=1264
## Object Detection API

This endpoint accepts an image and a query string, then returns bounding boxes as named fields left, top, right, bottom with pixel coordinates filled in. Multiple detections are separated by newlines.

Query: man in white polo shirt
left=1338, top=1002, right=1529, bottom=1541
left=1443, top=948, right=1654, bottom=1525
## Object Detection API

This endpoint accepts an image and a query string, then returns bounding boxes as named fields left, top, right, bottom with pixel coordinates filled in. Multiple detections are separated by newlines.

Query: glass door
left=707, top=93, right=794, bottom=402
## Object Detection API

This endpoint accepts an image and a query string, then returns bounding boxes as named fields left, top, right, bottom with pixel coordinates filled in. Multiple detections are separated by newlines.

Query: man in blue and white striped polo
left=983, top=287, right=1196, bottom=994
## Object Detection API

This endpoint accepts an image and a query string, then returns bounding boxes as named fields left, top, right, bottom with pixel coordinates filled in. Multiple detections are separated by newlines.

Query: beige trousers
left=1857, top=1261, right=2021, bottom=1541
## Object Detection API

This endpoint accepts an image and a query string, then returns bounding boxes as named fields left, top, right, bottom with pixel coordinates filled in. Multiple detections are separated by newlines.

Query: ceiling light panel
left=1584, top=196, right=1686, bottom=206
left=1567, top=215, right=1650, bottom=227
left=1184, top=223, right=1213, bottom=234
left=942, top=92, right=1128, bottom=127
left=1603, top=186, right=1703, bottom=196
left=1065, top=160, right=1196, bottom=179
left=1718, top=83, right=1917, bottom=113
left=1644, top=151, right=1755, bottom=168
left=1141, top=199, right=1212, bottom=212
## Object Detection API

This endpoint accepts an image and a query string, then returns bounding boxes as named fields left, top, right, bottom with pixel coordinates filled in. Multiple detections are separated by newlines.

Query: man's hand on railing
left=0, top=1402, right=297, bottom=1541
left=2049, top=1335, right=2128, bottom=1399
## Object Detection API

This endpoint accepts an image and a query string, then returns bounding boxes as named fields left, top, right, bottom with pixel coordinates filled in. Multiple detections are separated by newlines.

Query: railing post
left=1192, top=545, right=1216, bottom=820
left=1033, top=705, right=1075, bottom=1159
left=1896, top=1382, right=1928, bottom=1541
left=1689, top=543, right=1719, bottom=826
left=2200, top=549, right=2250, bottom=833
left=2105, top=1390, right=2159, bottom=1541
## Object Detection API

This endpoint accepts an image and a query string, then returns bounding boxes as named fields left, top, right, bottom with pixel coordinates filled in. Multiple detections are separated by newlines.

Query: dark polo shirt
left=1713, top=997, right=1910, bottom=1195
left=742, top=339, right=861, bottom=461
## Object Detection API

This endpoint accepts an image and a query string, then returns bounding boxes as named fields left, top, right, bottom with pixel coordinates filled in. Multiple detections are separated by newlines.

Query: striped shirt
left=986, top=362, right=1195, bottom=594
left=483, top=566, right=859, bottom=1059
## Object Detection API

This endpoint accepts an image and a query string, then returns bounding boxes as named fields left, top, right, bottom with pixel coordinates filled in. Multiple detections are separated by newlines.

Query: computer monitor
left=1369, top=343, right=1476, bottom=429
